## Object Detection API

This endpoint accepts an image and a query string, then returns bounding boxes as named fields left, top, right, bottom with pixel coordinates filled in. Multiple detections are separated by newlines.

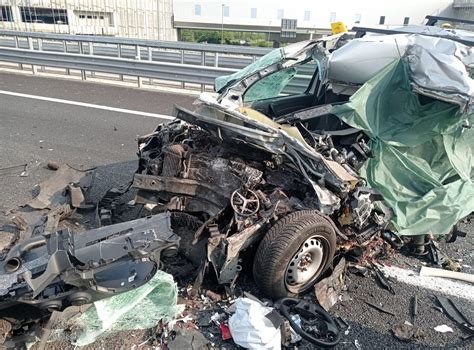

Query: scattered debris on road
left=420, top=266, right=474, bottom=284
left=26, top=164, right=93, bottom=210
left=435, top=296, right=474, bottom=338
left=70, top=270, right=182, bottom=346
left=411, top=295, right=418, bottom=325
left=315, top=257, right=346, bottom=311
left=46, top=160, right=61, bottom=171
left=228, top=297, right=281, bottom=349
left=392, top=323, right=425, bottom=342
left=434, top=325, right=454, bottom=333
left=372, top=264, right=396, bottom=295
left=363, top=300, right=396, bottom=317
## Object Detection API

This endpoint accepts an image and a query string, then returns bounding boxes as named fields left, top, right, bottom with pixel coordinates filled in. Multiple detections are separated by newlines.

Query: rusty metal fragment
left=315, top=258, right=346, bottom=311
left=11, top=216, right=28, bottom=233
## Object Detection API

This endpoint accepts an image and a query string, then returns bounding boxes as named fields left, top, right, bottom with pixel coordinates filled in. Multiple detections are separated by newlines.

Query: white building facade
left=0, top=0, right=177, bottom=40
left=173, top=0, right=457, bottom=31
left=0, top=1, right=471, bottom=41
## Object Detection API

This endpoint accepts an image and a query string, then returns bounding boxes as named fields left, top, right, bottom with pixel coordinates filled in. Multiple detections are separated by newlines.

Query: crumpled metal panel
left=328, top=34, right=473, bottom=112
left=405, top=35, right=473, bottom=113
left=328, top=34, right=410, bottom=85
left=214, top=223, right=265, bottom=284
left=390, top=25, right=474, bottom=45
left=0, top=213, right=178, bottom=308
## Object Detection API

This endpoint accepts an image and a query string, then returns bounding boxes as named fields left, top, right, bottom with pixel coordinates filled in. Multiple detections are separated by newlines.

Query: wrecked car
left=131, top=32, right=473, bottom=299
left=132, top=35, right=388, bottom=299
left=0, top=29, right=472, bottom=329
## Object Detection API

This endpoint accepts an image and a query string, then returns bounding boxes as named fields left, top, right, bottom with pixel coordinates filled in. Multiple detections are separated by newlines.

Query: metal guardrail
left=0, top=29, right=271, bottom=56
left=0, top=29, right=273, bottom=91
left=0, top=38, right=257, bottom=69
left=0, top=46, right=236, bottom=86
left=0, top=30, right=316, bottom=93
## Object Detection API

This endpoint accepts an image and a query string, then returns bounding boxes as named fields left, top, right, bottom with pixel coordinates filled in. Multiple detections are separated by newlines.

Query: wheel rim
left=285, top=235, right=326, bottom=290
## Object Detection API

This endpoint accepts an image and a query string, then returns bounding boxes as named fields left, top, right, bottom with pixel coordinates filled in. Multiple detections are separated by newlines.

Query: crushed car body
left=0, top=28, right=472, bottom=331
left=132, top=31, right=473, bottom=299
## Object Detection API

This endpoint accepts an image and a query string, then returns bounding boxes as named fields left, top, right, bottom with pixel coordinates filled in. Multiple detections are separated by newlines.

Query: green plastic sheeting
left=72, top=270, right=183, bottom=346
left=332, top=59, right=474, bottom=236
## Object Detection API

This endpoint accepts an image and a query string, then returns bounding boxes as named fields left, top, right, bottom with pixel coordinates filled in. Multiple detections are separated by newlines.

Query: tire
left=253, top=210, right=336, bottom=299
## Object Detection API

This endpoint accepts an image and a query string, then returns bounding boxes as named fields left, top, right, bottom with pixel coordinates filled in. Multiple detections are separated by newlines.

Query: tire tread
left=253, top=210, right=336, bottom=298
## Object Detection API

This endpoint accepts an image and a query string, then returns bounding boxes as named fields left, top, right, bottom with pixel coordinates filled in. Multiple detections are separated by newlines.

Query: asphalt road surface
left=0, top=72, right=194, bottom=208
left=0, top=72, right=473, bottom=349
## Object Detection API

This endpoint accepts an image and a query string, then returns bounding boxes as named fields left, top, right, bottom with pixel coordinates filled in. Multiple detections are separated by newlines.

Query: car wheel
left=253, top=210, right=336, bottom=299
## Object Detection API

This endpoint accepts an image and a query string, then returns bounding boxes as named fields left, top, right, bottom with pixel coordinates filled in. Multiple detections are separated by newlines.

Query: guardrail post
left=89, top=42, right=95, bottom=78
left=180, top=50, right=185, bottom=89
left=78, top=42, right=86, bottom=80
left=201, top=51, right=206, bottom=92
left=38, top=38, right=45, bottom=72
left=215, top=52, right=219, bottom=67
left=118, top=44, right=124, bottom=81
left=14, top=36, right=23, bottom=70
left=136, top=45, right=142, bottom=88
left=148, top=47, right=153, bottom=85
left=27, top=37, right=37, bottom=75
left=63, top=40, right=70, bottom=75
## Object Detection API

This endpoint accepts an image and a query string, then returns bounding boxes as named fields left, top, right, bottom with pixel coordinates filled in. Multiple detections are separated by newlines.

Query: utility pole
left=268, top=20, right=271, bottom=41
left=221, top=4, right=224, bottom=45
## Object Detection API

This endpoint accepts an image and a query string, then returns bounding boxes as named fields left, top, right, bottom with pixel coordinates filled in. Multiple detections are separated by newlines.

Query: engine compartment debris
left=0, top=214, right=179, bottom=311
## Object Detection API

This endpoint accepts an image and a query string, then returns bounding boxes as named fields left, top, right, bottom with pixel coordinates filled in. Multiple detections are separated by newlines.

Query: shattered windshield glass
left=215, top=48, right=283, bottom=93
left=243, top=60, right=317, bottom=102
left=243, top=68, right=297, bottom=102
left=215, top=40, right=318, bottom=94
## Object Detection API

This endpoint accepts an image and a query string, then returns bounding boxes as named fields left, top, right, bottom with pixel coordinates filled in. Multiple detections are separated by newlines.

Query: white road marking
left=0, top=90, right=175, bottom=120
left=381, top=265, right=473, bottom=301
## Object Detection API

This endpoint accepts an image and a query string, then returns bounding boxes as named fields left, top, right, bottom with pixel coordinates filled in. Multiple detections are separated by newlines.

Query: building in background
left=173, top=0, right=463, bottom=42
left=0, top=0, right=471, bottom=42
left=0, top=0, right=177, bottom=40
left=448, top=0, right=474, bottom=29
